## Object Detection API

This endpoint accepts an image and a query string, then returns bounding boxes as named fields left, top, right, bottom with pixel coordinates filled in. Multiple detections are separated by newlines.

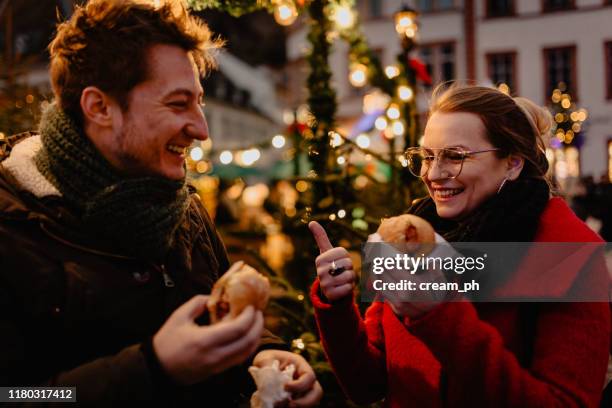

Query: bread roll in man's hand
left=208, top=261, right=270, bottom=323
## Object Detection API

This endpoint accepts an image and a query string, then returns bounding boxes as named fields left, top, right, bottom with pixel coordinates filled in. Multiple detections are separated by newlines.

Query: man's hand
left=309, top=221, right=356, bottom=302
left=253, top=350, right=323, bottom=408
left=153, top=295, right=263, bottom=385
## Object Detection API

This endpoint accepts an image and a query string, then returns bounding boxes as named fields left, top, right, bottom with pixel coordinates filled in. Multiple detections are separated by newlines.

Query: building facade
left=283, top=0, right=612, bottom=180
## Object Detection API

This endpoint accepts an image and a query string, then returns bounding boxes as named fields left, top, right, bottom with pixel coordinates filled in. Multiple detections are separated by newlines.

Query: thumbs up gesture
left=308, top=221, right=356, bottom=302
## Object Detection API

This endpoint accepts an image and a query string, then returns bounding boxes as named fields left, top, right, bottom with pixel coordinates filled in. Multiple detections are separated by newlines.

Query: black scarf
left=34, top=103, right=190, bottom=262
left=408, top=178, right=551, bottom=242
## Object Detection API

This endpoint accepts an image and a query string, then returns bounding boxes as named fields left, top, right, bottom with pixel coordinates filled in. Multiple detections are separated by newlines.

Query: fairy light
left=349, top=64, right=367, bottom=87
left=272, top=135, right=286, bottom=148
left=392, top=121, right=405, bottom=136
left=394, top=8, right=418, bottom=39
left=375, top=117, right=388, bottom=130
left=397, top=85, right=414, bottom=102
left=242, top=148, right=261, bottom=166
left=331, top=4, right=354, bottom=29
left=330, top=132, right=344, bottom=147
left=385, top=65, right=400, bottom=79
left=219, top=150, right=233, bottom=164
left=292, top=338, right=305, bottom=350
left=296, top=180, right=309, bottom=192
left=356, top=133, right=371, bottom=149
left=561, top=94, right=571, bottom=109
left=190, top=147, right=203, bottom=161
left=387, top=104, right=400, bottom=120
left=274, top=0, right=298, bottom=26
left=196, top=161, right=210, bottom=173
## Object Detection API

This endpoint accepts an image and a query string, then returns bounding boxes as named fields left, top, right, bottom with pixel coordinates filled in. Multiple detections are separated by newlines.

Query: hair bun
left=514, top=97, right=552, bottom=138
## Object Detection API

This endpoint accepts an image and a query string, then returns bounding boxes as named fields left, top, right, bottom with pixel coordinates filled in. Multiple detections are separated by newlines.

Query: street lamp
left=394, top=5, right=419, bottom=48
left=392, top=5, right=420, bottom=151
left=391, top=5, right=422, bottom=205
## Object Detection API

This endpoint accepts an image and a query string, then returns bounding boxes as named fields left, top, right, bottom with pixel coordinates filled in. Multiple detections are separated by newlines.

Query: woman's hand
left=308, top=221, right=356, bottom=302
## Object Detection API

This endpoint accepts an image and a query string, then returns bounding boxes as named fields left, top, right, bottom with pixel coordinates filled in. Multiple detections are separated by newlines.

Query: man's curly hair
left=49, top=0, right=222, bottom=120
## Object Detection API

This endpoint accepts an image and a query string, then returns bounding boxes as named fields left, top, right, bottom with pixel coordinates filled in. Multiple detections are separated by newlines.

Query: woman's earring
left=497, top=177, right=509, bottom=194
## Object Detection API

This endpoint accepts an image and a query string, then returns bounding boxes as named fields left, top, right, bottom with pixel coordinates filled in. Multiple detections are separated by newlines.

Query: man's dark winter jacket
left=0, top=133, right=283, bottom=406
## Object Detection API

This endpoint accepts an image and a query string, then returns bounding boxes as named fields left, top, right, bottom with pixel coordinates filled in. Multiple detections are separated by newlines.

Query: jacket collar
left=1, top=134, right=60, bottom=198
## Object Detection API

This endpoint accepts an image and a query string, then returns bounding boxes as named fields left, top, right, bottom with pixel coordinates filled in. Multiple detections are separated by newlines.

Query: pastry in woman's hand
left=377, top=214, right=435, bottom=244
left=375, top=214, right=436, bottom=255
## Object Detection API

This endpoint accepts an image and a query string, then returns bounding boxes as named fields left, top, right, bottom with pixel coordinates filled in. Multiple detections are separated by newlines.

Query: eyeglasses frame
left=404, top=146, right=501, bottom=179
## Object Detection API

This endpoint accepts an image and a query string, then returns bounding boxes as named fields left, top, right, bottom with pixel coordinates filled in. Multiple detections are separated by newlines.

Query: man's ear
left=80, top=86, right=116, bottom=127
left=507, top=155, right=524, bottom=180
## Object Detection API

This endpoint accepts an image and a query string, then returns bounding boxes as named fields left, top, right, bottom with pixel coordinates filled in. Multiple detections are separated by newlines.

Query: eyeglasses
left=404, top=147, right=501, bottom=179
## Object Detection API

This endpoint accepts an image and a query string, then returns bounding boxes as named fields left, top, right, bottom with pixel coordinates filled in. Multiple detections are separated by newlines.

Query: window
left=420, top=43, right=456, bottom=89
left=487, top=52, right=517, bottom=93
left=606, top=41, right=612, bottom=100
left=356, top=0, right=384, bottom=18
left=542, top=0, right=575, bottom=12
left=369, top=0, right=383, bottom=18
left=543, top=46, right=577, bottom=101
left=486, top=0, right=515, bottom=17
left=417, top=0, right=455, bottom=12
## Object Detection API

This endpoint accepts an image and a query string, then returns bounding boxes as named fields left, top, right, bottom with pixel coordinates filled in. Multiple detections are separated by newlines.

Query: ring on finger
left=329, top=260, right=346, bottom=277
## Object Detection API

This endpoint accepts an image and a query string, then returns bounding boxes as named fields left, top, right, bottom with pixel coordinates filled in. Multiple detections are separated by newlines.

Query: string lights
left=550, top=84, right=588, bottom=146
left=273, top=0, right=298, bottom=26
left=329, top=2, right=355, bottom=30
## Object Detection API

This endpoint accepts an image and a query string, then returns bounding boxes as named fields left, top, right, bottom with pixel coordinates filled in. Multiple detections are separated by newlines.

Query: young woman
left=309, top=85, right=611, bottom=407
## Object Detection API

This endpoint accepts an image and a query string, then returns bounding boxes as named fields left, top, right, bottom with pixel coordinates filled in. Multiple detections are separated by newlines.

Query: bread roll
left=209, top=262, right=270, bottom=323
left=377, top=214, right=435, bottom=244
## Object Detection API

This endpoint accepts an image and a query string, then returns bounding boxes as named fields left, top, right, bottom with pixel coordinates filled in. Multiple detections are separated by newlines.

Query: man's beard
left=113, top=123, right=157, bottom=178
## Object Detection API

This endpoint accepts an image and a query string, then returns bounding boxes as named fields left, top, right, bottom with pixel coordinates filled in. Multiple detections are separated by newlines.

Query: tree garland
left=305, top=0, right=336, bottom=197
left=187, top=0, right=272, bottom=16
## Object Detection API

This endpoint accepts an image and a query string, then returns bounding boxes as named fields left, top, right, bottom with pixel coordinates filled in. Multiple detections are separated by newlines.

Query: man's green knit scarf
left=34, top=104, right=190, bottom=262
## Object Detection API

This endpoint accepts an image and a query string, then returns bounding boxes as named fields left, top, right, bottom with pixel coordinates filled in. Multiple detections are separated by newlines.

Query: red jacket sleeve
left=310, top=280, right=387, bottom=404
left=408, top=300, right=610, bottom=407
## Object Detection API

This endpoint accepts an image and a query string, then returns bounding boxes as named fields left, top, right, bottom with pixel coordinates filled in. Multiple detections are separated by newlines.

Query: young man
left=0, top=0, right=322, bottom=405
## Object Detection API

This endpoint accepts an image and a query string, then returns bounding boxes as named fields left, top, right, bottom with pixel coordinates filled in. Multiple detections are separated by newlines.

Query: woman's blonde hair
left=429, top=83, right=552, bottom=182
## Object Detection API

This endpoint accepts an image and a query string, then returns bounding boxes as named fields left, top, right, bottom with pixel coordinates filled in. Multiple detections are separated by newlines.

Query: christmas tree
left=549, top=82, right=588, bottom=149
left=187, top=1, right=427, bottom=405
